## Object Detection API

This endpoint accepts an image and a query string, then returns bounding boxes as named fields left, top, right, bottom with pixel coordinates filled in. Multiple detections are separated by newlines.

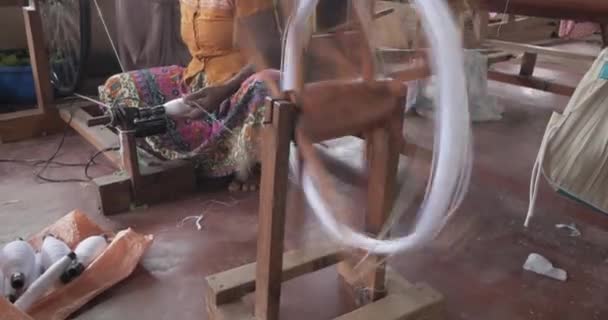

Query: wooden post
left=601, top=24, right=608, bottom=48
left=23, top=0, right=54, bottom=113
left=362, top=105, right=402, bottom=302
left=255, top=98, right=295, bottom=320
left=519, top=52, right=537, bottom=77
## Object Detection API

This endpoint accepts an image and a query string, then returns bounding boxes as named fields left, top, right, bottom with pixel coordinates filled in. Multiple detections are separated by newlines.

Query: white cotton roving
left=40, top=235, right=71, bottom=272
left=163, top=98, right=192, bottom=117
left=284, top=0, right=471, bottom=255
left=15, top=253, right=76, bottom=312
left=1, top=240, right=37, bottom=291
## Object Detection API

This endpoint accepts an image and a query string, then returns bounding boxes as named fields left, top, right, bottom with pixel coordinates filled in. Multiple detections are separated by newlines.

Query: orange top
left=180, top=0, right=274, bottom=86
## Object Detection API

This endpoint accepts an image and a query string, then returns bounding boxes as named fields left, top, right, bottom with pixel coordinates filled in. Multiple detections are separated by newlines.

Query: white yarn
left=15, top=254, right=75, bottom=312
left=40, top=236, right=71, bottom=272
left=1, top=240, right=37, bottom=290
left=74, top=236, right=109, bottom=268
left=283, top=0, right=471, bottom=254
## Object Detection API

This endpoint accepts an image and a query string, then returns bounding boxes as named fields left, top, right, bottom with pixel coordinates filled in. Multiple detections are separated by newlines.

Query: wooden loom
left=477, top=0, right=608, bottom=96
left=203, top=2, right=440, bottom=320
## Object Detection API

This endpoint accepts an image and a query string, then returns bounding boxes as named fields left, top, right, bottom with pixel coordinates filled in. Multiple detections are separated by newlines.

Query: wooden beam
left=488, top=70, right=575, bottom=96
left=485, top=39, right=597, bottom=62
left=480, top=0, right=608, bottom=23
left=23, top=3, right=54, bottom=114
left=361, top=105, right=402, bottom=302
left=254, top=99, right=296, bottom=320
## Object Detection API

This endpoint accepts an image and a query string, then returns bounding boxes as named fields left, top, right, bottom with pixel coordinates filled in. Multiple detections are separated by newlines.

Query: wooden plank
left=488, top=70, right=575, bottom=96
left=59, top=107, right=121, bottom=167
left=519, top=52, right=537, bottom=77
left=485, top=39, right=597, bottom=62
left=254, top=99, right=296, bottom=320
left=23, top=3, right=54, bottom=114
left=206, top=245, right=342, bottom=308
left=207, top=267, right=444, bottom=320
left=334, top=268, right=443, bottom=320
left=333, top=286, right=443, bottom=320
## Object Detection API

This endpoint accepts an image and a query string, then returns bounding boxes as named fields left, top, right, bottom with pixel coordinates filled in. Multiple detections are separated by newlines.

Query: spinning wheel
left=38, top=0, right=91, bottom=96
left=204, top=1, right=471, bottom=320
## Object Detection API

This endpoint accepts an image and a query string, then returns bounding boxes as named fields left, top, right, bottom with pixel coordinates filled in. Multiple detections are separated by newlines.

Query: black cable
left=84, top=146, right=120, bottom=180
left=32, top=112, right=93, bottom=183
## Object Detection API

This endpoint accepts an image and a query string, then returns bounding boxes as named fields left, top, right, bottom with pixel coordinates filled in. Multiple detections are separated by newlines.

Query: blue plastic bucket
left=0, top=65, right=37, bottom=105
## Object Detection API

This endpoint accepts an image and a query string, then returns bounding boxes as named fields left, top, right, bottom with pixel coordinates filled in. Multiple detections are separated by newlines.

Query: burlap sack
left=526, top=48, right=607, bottom=225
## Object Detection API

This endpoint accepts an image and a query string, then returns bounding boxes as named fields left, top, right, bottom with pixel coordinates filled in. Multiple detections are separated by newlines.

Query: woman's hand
left=183, top=84, right=233, bottom=115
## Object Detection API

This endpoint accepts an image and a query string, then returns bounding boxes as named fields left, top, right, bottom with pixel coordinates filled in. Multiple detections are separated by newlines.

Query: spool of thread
left=62, top=235, right=108, bottom=283
left=14, top=252, right=76, bottom=312
left=1, top=240, right=36, bottom=291
left=40, top=235, right=71, bottom=272
left=5, top=281, right=17, bottom=304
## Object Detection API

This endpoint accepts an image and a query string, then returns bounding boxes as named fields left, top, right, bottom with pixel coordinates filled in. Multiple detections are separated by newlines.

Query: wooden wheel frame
left=204, top=2, right=440, bottom=320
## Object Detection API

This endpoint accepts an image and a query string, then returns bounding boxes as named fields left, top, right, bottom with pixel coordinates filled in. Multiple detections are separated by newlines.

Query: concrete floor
left=2, top=68, right=608, bottom=319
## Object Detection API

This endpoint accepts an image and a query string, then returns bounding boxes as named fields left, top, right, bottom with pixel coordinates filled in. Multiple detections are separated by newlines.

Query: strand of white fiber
left=283, top=0, right=471, bottom=255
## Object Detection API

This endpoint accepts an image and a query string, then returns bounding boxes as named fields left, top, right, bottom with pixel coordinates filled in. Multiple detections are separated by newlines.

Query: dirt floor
left=2, top=50, right=608, bottom=319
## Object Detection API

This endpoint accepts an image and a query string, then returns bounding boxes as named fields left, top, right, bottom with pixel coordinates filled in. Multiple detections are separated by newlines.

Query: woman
left=99, top=0, right=282, bottom=191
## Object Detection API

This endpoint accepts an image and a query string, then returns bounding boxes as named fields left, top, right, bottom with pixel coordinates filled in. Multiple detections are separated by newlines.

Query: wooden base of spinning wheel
left=204, top=97, right=444, bottom=320
left=205, top=246, right=444, bottom=320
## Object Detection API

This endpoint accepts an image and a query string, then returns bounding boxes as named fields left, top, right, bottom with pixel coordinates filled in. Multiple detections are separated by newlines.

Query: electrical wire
left=0, top=109, right=114, bottom=183
left=32, top=112, right=91, bottom=183
left=84, top=146, right=120, bottom=180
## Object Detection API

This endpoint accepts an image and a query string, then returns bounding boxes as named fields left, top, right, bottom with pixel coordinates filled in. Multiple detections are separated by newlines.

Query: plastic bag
left=407, top=49, right=503, bottom=122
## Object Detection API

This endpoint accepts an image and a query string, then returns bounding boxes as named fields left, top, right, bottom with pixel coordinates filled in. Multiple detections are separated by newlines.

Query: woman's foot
left=228, top=165, right=261, bottom=192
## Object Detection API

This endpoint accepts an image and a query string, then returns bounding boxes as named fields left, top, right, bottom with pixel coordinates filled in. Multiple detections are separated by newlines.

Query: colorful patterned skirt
left=99, top=65, right=277, bottom=178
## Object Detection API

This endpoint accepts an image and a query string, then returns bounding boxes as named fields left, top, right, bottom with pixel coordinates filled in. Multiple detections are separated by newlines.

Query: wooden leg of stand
left=255, top=99, right=295, bottom=320
left=119, top=130, right=141, bottom=204
left=338, top=106, right=402, bottom=304
left=363, top=112, right=401, bottom=302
